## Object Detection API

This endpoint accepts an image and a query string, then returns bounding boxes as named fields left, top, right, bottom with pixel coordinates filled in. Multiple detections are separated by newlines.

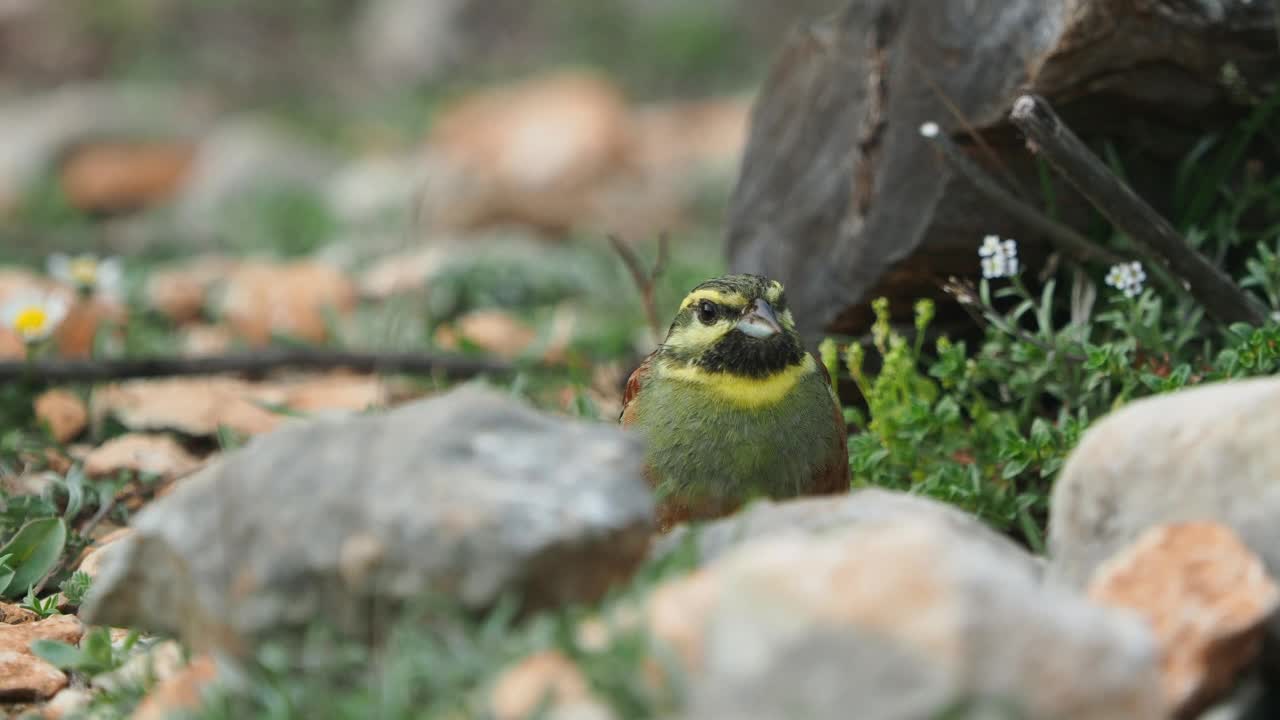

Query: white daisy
left=2, top=292, right=69, bottom=343
left=1105, top=261, right=1146, bottom=298
left=47, top=253, right=123, bottom=297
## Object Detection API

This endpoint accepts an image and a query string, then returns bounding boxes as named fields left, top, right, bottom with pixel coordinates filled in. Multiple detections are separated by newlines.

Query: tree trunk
left=725, top=0, right=1280, bottom=340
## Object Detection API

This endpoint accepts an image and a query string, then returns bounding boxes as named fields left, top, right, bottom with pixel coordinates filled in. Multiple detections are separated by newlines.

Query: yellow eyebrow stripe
left=679, top=288, right=745, bottom=310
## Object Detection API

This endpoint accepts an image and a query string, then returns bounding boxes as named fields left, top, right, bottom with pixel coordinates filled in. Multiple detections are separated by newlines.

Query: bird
left=619, top=273, right=849, bottom=531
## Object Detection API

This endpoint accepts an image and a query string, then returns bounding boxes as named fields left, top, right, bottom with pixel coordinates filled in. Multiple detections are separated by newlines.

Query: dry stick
left=0, top=349, right=523, bottom=384
left=911, top=58, right=1030, bottom=202
left=942, top=277, right=1088, bottom=364
left=1274, top=0, right=1280, bottom=51
left=1009, top=94, right=1269, bottom=327
left=919, top=122, right=1127, bottom=267
left=608, top=232, right=671, bottom=342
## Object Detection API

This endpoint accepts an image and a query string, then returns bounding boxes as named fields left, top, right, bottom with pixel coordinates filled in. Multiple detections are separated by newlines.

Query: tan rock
left=131, top=654, right=217, bottom=720
left=424, top=70, right=633, bottom=234
left=147, top=272, right=206, bottom=325
left=649, top=488, right=1042, bottom=576
left=1049, top=377, right=1280, bottom=589
left=438, top=310, right=537, bottom=359
left=490, top=650, right=613, bottom=720
left=33, top=389, right=87, bottom=443
left=0, top=614, right=82, bottom=648
left=0, top=651, right=68, bottom=702
left=1088, top=521, right=1280, bottom=718
left=216, top=260, right=357, bottom=345
left=630, top=96, right=750, bottom=180
left=77, top=529, right=137, bottom=580
left=90, top=374, right=397, bottom=439
left=91, top=377, right=285, bottom=437
left=59, top=140, right=195, bottom=213
left=180, top=324, right=235, bottom=356
left=144, top=256, right=240, bottom=324
left=0, top=615, right=83, bottom=701
left=280, top=373, right=388, bottom=415
left=83, top=434, right=202, bottom=482
left=0, top=602, right=38, bottom=625
left=648, top=519, right=1163, bottom=720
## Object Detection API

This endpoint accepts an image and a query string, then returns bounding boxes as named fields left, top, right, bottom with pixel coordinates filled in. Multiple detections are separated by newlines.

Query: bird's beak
left=736, top=298, right=783, bottom=338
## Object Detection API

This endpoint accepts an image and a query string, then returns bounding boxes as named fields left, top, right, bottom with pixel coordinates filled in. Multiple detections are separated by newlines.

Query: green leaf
left=0, top=517, right=67, bottom=599
left=1001, top=459, right=1030, bottom=480
left=58, top=467, right=86, bottom=521
left=29, top=639, right=85, bottom=670
left=0, top=553, right=13, bottom=596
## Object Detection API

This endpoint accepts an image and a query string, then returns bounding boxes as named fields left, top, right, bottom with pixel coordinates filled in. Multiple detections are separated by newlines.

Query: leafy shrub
left=834, top=250, right=1280, bottom=550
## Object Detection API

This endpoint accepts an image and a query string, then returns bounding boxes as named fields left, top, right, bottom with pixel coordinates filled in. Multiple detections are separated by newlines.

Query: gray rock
left=353, top=0, right=538, bottom=90
left=81, top=383, right=654, bottom=655
left=354, top=0, right=468, bottom=87
left=650, top=517, right=1163, bottom=720
left=170, top=116, right=339, bottom=232
left=684, top=628, right=954, bottom=720
left=1048, top=377, right=1280, bottom=590
left=652, top=487, right=1041, bottom=578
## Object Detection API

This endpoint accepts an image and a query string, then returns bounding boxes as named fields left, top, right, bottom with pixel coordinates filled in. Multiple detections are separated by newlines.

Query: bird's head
left=657, top=274, right=804, bottom=378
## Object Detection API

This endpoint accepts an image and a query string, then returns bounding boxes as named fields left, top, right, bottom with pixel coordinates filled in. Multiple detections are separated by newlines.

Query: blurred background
left=0, top=0, right=839, bottom=400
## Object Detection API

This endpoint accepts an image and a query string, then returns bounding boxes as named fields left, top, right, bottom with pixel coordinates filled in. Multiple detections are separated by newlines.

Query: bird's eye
left=696, top=300, right=718, bottom=324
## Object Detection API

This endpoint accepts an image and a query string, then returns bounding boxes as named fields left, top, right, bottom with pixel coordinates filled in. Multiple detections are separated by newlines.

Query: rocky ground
left=8, top=380, right=1280, bottom=719
left=1, top=2, right=1280, bottom=720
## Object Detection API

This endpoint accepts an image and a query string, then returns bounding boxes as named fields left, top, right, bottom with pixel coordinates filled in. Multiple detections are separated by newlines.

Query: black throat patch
left=695, top=330, right=805, bottom=378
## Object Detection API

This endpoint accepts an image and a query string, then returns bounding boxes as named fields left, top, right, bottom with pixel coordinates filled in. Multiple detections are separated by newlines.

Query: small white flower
left=1105, top=261, right=1146, bottom=298
left=978, top=235, right=1019, bottom=279
left=47, top=253, right=123, bottom=296
left=2, top=292, right=69, bottom=343
left=1105, top=264, right=1129, bottom=288
left=1129, top=261, right=1146, bottom=284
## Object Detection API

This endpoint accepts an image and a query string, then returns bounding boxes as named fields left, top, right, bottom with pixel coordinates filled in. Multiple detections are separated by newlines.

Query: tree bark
left=725, top=0, right=1280, bottom=340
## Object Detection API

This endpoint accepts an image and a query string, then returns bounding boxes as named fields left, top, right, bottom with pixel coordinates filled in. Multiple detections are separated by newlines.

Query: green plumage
left=626, top=368, right=844, bottom=512
left=620, top=274, right=849, bottom=527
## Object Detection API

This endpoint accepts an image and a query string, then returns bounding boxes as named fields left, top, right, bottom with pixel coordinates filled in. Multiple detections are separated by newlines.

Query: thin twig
left=1273, top=0, right=1280, bottom=51
left=942, top=277, right=1088, bottom=364
left=910, top=58, right=1030, bottom=201
left=608, top=232, right=671, bottom=342
left=919, top=122, right=1127, bottom=267
left=0, top=349, right=527, bottom=384
left=1009, top=94, right=1269, bottom=327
